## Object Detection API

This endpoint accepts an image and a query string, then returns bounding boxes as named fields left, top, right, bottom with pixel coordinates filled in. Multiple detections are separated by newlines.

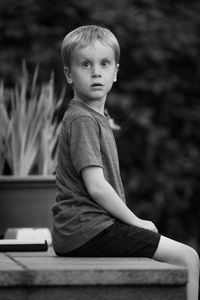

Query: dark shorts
left=56, top=220, right=161, bottom=258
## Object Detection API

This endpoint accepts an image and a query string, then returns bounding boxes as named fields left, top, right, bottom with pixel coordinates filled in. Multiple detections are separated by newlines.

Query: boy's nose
left=91, top=65, right=101, bottom=77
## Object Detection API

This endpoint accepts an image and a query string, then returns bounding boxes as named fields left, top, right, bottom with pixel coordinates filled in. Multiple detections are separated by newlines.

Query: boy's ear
left=64, top=66, right=73, bottom=84
left=114, top=64, right=119, bottom=82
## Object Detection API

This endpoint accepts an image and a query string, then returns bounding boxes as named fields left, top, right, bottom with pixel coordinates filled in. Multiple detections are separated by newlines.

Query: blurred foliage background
left=1, top=0, right=200, bottom=252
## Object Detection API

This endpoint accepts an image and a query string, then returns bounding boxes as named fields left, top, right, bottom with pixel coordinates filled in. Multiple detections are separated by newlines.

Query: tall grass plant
left=0, top=62, right=65, bottom=176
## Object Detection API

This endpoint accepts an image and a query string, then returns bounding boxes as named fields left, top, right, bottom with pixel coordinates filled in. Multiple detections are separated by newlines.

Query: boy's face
left=64, top=40, right=119, bottom=103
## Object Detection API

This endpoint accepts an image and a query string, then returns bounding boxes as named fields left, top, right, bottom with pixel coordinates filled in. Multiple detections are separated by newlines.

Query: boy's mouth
left=91, top=83, right=103, bottom=87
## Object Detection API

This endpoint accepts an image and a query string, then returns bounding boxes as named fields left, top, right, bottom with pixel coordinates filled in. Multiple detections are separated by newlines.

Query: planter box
left=0, top=176, right=56, bottom=238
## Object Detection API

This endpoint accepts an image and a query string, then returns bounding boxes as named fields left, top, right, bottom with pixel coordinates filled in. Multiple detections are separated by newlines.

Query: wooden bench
left=0, top=247, right=187, bottom=300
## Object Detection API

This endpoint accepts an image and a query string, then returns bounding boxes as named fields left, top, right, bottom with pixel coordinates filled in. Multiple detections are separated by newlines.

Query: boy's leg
left=153, top=235, right=199, bottom=300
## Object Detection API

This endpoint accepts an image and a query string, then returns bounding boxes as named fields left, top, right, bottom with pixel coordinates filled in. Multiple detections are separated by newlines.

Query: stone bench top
left=0, top=247, right=187, bottom=287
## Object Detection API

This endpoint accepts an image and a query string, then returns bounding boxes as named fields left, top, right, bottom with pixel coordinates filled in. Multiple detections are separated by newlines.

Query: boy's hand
left=136, top=219, right=158, bottom=233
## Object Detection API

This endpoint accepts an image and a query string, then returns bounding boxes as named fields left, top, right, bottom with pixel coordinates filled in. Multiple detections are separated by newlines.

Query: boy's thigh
left=153, top=235, right=198, bottom=266
left=114, top=221, right=160, bottom=258
left=67, top=221, right=161, bottom=258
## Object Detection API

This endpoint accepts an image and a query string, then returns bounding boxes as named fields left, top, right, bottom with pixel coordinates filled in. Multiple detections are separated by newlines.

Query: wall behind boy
left=0, top=0, right=200, bottom=252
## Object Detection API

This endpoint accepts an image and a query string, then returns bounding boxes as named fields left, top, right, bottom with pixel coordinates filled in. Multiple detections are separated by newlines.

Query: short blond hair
left=61, top=25, right=120, bottom=67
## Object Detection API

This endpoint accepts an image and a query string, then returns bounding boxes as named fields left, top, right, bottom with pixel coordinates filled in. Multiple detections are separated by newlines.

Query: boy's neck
left=74, top=96, right=106, bottom=115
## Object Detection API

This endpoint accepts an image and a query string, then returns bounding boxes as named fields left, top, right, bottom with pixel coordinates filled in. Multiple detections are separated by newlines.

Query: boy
left=52, top=25, right=199, bottom=299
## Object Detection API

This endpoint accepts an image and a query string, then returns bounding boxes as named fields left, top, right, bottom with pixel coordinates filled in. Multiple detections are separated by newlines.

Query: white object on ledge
left=4, top=227, right=52, bottom=246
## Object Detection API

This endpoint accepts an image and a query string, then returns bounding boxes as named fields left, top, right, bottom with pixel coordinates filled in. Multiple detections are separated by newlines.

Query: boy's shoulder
left=63, top=100, right=98, bottom=125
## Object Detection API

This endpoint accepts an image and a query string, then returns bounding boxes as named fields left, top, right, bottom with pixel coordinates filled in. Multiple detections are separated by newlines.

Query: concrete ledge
left=0, top=248, right=188, bottom=300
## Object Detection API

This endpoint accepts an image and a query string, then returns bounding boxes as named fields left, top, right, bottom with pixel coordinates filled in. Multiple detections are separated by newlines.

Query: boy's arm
left=81, top=166, right=158, bottom=233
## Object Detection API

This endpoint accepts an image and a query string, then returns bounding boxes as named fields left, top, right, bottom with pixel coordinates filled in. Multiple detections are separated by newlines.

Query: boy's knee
left=184, top=246, right=199, bottom=269
left=191, top=248, right=199, bottom=267
left=189, top=247, right=199, bottom=262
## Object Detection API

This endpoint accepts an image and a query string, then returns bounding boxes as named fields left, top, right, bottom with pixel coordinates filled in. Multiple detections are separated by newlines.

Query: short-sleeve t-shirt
left=51, top=99, right=126, bottom=254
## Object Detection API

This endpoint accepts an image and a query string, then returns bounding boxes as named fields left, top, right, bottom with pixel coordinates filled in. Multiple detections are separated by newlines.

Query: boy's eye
left=101, top=60, right=110, bottom=67
left=81, top=61, right=90, bottom=68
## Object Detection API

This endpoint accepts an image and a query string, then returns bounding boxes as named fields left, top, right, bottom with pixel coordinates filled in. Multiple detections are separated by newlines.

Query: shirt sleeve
left=69, top=116, right=103, bottom=173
